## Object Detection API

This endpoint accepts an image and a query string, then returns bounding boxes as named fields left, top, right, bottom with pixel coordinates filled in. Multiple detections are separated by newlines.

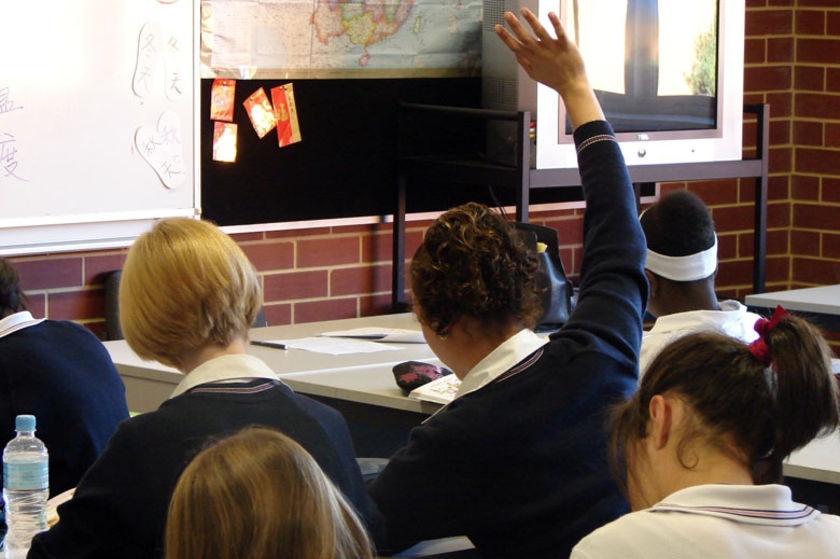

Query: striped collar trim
left=652, top=502, right=818, bottom=526
left=188, top=380, right=281, bottom=396
left=492, top=347, right=545, bottom=385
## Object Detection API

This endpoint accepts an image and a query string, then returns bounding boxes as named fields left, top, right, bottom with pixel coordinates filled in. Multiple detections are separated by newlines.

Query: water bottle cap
left=15, top=415, right=36, bottom=432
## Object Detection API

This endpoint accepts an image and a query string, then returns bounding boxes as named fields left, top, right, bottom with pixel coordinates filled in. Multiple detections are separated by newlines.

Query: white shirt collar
left=457, top=329, right=548, bottom=398
left=0, top=311, right=45, bottom=339
left=651, top=484, right=820, bottom=527
left=647, top=300, right=750, bottom=336
left=169, top=353, right=280, bottom=399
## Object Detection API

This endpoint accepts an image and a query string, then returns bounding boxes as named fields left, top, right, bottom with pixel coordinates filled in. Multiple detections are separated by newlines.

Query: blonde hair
left=119, top=218, right=261, bottom=368
left=164, top=426, right=375, bottom=559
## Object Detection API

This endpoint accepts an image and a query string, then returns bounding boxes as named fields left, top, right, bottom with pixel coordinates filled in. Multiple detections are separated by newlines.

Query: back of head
left=640, top=190, right=717, bottom=282
left=613, top=312, right=840, bottom=486
left=0, top=258, right=27, bottom=318
left=118, top=218, right=261, bottom=368
left=165, top=426, right=374, bottom=559
left=410, top=202, right=540, bottom=335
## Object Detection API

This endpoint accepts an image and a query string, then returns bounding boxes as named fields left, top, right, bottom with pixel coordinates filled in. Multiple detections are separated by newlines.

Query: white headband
left=646, top=235, right=718, bottom=282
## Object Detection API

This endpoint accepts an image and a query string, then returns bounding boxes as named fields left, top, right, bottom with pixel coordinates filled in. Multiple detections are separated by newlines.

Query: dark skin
left=645, top=271, right=721, bottom=318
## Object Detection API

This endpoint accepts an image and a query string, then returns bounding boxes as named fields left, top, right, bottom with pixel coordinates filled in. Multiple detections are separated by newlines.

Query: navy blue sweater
left=369, top=121, right=648, bottom=558
left=28, top=380, right=378, bottom=559
left=0, top=320, right=129, bottom=496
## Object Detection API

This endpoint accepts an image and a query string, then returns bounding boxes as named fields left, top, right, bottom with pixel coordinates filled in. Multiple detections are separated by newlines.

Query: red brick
left=769, top=119, right=791, bottom=144
left=791, top=173, right=821, bottom=201
left=746, top=9, right=793, bottom=36
left=360, top=293, right=399, bottom=317
left=264, top=270, right=328, bottom=302
left=718, top=233, right=738, bottom=260
left=331, top=265, right=391, bottom=297
left=294, top=298, right=358, bottom=324
left=829, top=11, right=840, bottom=35
left=711, top=205, right=759, bottom=233
left=794, top=65, right=825, bottom=91
left=792, top=230, right=821, bottom=256
left=795, top=92, right=840, bottom=119
left=228, top=231, right=263, bottom=243
left=766, top=174, right=791, bottom=202
left=768, top=200, right=791, bottom=229
left=796, top=38, right=840, bottom=64
left=716, top=259, right=755, bottom=290
left=10, top=258, right=83, bottom=290
left=828, top=68, right=840, bottom=92
left=690, top=182, right=739, bottom=206
left=795, top=147, right=840, bottom=175
left=744, top=66, right=792, bottom=93
left=746, top=0, right=767, bottom=9
left=744, top=38, right=767, bottom=64
left=263, top=303, right=292, bottom=327
left=766, top=228, right=791, bottom=256
left=793, top=202, right=840, bottom=230
left=823, top=178, right=840, bottom=203
left=25, top=294, right=46, bottom=317
left=84, top=253, right=127, bottom=286
left=767, top=37, right=795, bottom=62
left=48, top=289, right=103, bottom=321
left=361, top=229, right=394, bottom=264
left=792, top=120, right=824, bottom=146
left=266, top=226, right=331, bottom=240
left=297, top=236, right=360, bottom=268
left=795, top=10, right=826, bottom=35
left=798, top=0, right=840, bottom=7
left=766, top=0, right=793, bottom=6
left=825, top=123, right=840, bottom=149
left=765, top=255, right=792, bottom=284
left=764, top=92, right=793, bottom=118
left=792, top=257, right=840, bottom=284
left=768, top=146, right=793, bottom=174
left=240, top=241, right=294, bottom=272
left=823, top=232, right=840, bottom=259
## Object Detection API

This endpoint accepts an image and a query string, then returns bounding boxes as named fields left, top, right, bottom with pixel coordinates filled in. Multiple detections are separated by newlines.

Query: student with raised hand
left=165, top=426, right=375, bottom=559
left=571, top=308, right=840, bottom=558
left=0, top=258, right=129, bottom=498
left=368, top=9, right=647, bottom=558
left=28, top=218, right=381, bottom=559
left=638, top=189, right=762, bottom=375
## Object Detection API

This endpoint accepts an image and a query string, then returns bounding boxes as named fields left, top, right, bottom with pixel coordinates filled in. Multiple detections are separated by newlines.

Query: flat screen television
left=482, top=0, right=745, bottom=169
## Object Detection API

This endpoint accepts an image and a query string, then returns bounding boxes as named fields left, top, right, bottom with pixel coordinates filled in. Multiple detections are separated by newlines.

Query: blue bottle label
left=3, top=461, right=48, bottom=490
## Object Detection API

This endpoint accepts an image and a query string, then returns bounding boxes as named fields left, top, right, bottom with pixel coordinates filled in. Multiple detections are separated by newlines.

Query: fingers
left=501, top=10, right=537, bottom=48
left=519, top=8, right=551, bottom=43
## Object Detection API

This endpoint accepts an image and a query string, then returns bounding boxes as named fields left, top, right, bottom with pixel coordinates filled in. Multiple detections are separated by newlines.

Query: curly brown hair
left=410, top=202, right=541, bottom=335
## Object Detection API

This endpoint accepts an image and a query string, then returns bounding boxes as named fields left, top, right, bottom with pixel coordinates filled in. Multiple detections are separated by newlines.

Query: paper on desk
left=318, top=327, right=426, bottom=344
left=268, top=336, right=401, bottom=355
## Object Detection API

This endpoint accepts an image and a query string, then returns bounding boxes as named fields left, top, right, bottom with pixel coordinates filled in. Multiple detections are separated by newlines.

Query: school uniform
left=639, top=300, right=763, bottom=376
left=571, top=484, right=840, bottom=558
left=369, top=121, right=648, bottom=559
left=0, top=312, right=129, bottom=496
left=28, top=353, right=378, bottom=559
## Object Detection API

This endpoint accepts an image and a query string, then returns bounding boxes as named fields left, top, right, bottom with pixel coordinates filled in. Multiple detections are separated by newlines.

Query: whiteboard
left=0, top=0, right=199, bottom=256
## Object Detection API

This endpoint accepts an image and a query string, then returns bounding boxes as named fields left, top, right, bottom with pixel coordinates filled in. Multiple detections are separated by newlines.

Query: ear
left=648, top=395, right=673, bottom=451
left=644, top=270, right=660, bottom=297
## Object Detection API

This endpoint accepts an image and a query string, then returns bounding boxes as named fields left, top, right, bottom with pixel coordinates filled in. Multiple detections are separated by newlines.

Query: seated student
left=0, top=258, right=129, bottom=497
left=571, top=308, right=840, bottom=558
left=28, top=218, right=380, bottom=559
left=165, top=426, right=374, bottom=559
left=639, top=189, right=762, bottom=375
left=368, top=9, right=648, bottom=558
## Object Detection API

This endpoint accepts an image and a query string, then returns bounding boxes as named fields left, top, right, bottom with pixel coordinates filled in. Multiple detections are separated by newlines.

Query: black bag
left=515, top=222, right=574, bottom=331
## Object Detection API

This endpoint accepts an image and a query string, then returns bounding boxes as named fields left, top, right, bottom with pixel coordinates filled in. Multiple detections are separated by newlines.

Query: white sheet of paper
left=267, top=336, right=401, bottom=355
left=318, top=327, right=426, bottom=344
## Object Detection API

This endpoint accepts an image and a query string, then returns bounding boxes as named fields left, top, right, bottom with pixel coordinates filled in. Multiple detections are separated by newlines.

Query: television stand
left=392, top=103, right=769, bottom=310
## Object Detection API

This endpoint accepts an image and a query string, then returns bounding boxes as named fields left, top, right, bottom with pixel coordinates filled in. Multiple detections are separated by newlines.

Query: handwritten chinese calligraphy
left=0, top=87, right=25, bottom=182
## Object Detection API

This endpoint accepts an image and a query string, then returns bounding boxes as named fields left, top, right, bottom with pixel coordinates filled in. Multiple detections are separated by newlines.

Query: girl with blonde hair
left=166, top=426, right=374, bottom=559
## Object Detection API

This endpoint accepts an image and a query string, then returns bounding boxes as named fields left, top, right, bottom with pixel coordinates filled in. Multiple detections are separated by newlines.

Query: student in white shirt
left=572, top=307, right=840, bottom=558
left=639, top=189, right=763, bottom=375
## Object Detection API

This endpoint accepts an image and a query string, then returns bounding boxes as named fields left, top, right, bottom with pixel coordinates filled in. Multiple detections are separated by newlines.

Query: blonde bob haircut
left=165, top=426, right=375, bottom=559
left=119, top=218, right=261, bottom=368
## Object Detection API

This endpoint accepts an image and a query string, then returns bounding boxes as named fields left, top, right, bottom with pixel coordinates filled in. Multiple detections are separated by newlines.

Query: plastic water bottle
left=3, top=415, right=48, bottom=559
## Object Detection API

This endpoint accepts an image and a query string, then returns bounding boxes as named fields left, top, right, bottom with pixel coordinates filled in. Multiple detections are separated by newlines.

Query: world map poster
left=200, top=0, right=482, bottom=79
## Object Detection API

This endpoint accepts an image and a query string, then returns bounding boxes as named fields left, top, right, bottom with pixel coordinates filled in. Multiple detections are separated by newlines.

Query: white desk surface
left=784, top=431, right=840, bottom=485
left=106, top=313, right=440, bottom=414
left=745, top=284, right=840, bottom=316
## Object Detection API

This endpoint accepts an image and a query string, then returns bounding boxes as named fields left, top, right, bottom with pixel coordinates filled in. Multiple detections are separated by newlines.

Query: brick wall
left=6, top=2, right=840, bottom=350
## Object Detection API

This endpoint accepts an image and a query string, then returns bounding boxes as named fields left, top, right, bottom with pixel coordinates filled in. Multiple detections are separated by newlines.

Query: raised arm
left=494, top=9, right=603, bottom=129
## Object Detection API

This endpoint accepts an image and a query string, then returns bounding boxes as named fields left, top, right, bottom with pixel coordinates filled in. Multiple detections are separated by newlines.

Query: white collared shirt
left=0, top=311, right=45, bottom=339
left=169, top=353, right=281, bottom=399
left=456, top=329, right=548, bottom=398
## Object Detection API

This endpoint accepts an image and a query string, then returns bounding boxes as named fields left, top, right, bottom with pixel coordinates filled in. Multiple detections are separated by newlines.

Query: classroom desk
left=105, top=313, right=840, bottom=502
left=745, top=284, right=840, bottom=330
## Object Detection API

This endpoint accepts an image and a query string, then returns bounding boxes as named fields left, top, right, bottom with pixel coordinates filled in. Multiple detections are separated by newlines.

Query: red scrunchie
left=748, top=305, right=788, bottom=365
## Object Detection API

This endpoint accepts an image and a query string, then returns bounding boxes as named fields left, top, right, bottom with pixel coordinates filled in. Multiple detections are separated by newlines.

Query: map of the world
left=200, top=0, right=482, bottom=78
